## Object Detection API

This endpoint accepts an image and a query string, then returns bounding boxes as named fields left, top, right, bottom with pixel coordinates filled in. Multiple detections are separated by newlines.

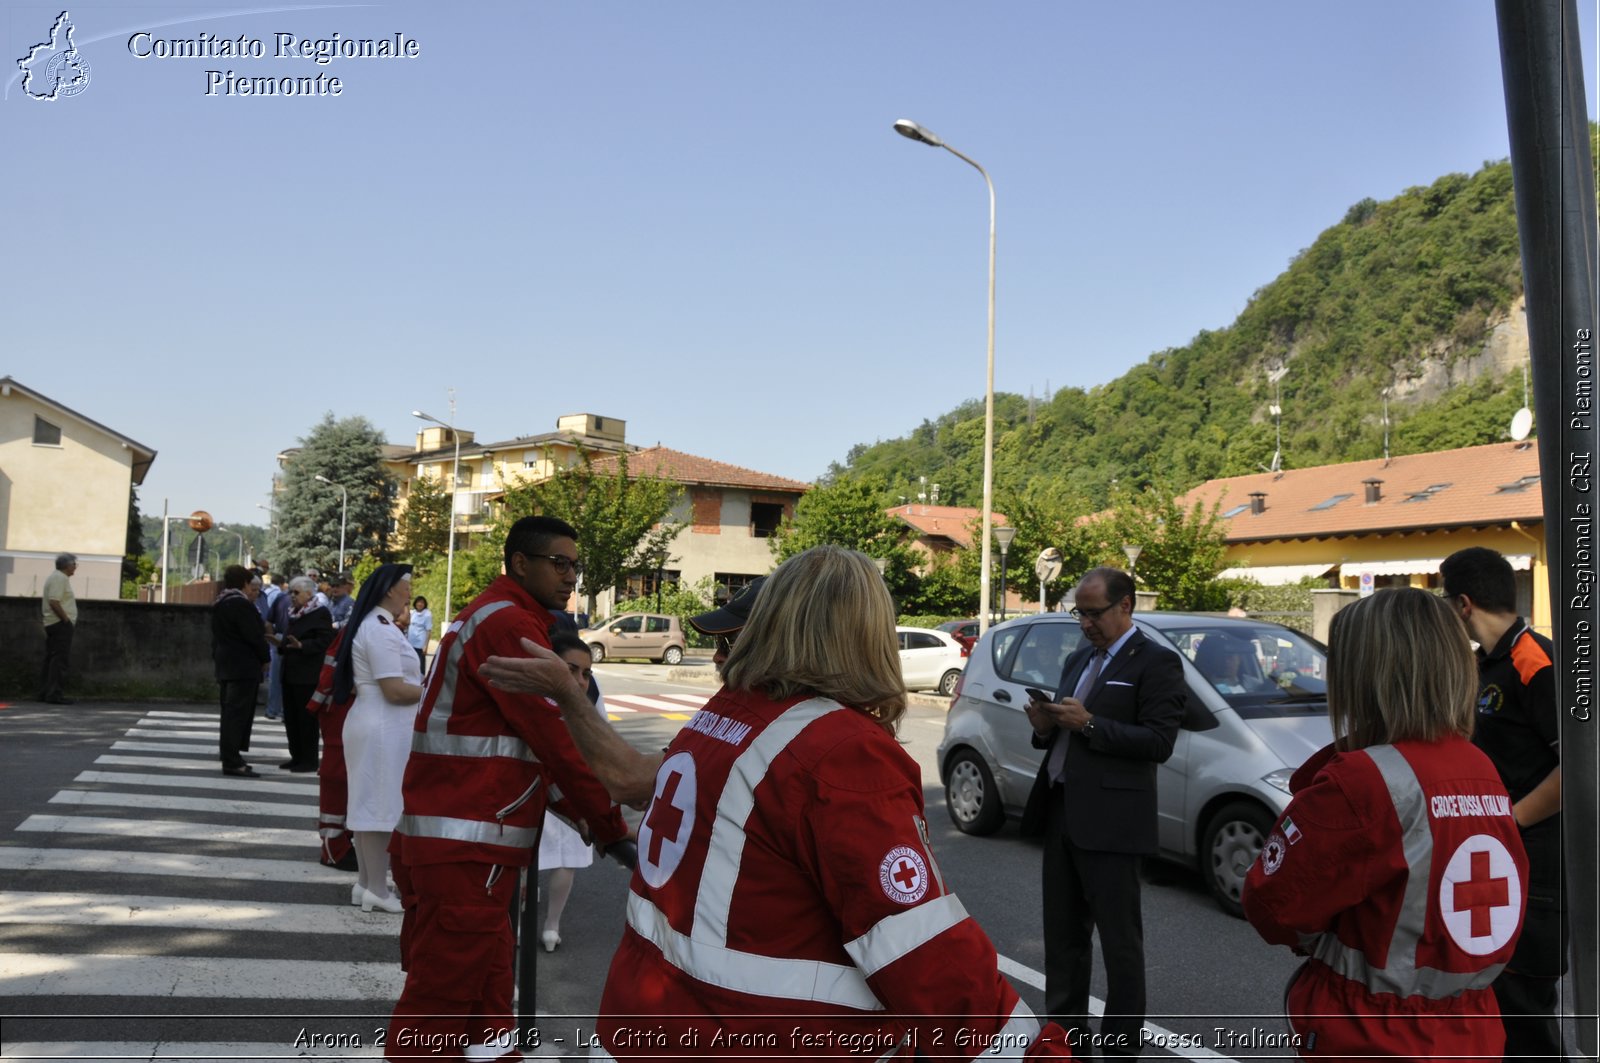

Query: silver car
left=936, top=610, right=1332, bottom=916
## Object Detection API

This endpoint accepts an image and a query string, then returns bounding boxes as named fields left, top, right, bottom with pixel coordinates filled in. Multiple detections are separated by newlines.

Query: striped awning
left=1338, top=554, right=1533, bottom=578
left=1217, top=563, right=1336, bottom=586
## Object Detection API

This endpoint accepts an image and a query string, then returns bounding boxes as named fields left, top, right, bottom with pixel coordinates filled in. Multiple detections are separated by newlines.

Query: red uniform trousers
left=315, top=703, right=356, bottom=868
left=385, top=860, right=521, bottom=1061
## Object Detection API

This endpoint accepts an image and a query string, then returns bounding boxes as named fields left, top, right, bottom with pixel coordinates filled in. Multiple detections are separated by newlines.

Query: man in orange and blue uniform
left=1442, top=546, right=1565, bottom=1062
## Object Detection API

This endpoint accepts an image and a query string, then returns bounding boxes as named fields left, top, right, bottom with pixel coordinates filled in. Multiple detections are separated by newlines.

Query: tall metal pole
left=160, top=498, right=169, bottom=603
left=1495, top=1, right=1598, bottom=1054
left=315, top=476, right=349, bottom=572
left=893, top=120, right=997, bottom=636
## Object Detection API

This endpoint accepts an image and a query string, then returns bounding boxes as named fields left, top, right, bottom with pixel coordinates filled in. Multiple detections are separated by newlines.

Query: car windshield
left=1152, top=622, right=1328, bottom=717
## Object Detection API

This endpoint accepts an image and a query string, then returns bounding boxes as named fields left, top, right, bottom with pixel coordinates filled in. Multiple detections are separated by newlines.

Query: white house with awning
left=1178, top=440, right=1546, bottom=629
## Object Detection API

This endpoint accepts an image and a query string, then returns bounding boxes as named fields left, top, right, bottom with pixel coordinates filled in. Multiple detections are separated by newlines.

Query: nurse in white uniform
left=331, top=563, right=424, bottom=913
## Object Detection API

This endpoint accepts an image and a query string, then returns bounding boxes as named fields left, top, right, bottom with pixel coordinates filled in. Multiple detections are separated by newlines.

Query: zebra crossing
left=596, top=691, right=709, bottom=722
left=1, top=709, right=395, bottom=1060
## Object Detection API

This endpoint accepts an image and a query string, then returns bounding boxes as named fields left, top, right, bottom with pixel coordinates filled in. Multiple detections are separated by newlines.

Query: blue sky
left=4, top=1, right=1595, bottom=527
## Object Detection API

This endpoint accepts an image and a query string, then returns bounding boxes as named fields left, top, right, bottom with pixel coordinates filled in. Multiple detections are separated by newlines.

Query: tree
left=396, top=473, right=452, bottom=561
left=122, top=485, right=145, bottom=586
left=275, top=414, right=397, bottom=575
left=771, top=477, right=907, bottom=562
left=488, top=450, right=683, bottom=616
left=1092, top=485, right=1230, bottom=611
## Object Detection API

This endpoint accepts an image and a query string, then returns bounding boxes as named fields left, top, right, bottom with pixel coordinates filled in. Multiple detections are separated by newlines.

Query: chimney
left=1248, top=492, right=1267, bottom=515
left=1363, top=478, right=1383, bottom=504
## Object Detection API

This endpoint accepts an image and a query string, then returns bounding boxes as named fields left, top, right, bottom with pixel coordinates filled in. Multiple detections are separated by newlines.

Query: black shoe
left=222, top=765, right=260, bottom=778
left=279, top=760, right=297, bottom=769
left=288, top=762, right=319, bottom=773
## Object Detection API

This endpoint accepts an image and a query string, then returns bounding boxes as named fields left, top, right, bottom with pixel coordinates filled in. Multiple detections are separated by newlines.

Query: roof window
left=1495, top=475, right=1540, bottom=494
left=1309, top=493, right=1354, bottom=511
left=1399, top=483, right=1453, bottom=503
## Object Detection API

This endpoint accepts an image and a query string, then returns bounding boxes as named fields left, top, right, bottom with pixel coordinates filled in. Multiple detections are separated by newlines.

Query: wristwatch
left=1081, top=717, right=1097, bottom=738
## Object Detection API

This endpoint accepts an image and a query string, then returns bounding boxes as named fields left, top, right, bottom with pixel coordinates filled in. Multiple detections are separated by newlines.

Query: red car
left=936, top=619, right=979, bottom=656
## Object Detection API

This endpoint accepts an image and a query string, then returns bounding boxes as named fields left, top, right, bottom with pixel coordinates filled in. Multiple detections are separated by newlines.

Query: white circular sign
left=878, top=845, right=930, bottom=904
left=638, top=751, right=697, bottom=889
left=1439, top=833, right=1522, bottom=955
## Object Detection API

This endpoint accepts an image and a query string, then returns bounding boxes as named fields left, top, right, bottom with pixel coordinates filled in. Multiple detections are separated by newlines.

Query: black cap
left=688, top=576, right=767, bottom=636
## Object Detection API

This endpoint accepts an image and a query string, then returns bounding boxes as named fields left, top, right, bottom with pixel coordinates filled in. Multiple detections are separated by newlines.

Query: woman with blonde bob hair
left=1243, top=588, right=1528, bottom=1061
left=590, top=545, right=1070, bottom=1060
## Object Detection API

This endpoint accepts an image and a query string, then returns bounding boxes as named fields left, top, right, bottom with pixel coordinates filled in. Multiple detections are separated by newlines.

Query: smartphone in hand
left=1025, top=687, right=1054, bottom=704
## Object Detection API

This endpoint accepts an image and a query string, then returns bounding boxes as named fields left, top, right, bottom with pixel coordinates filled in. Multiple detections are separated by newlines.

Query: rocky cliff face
left=1390, top=295, right=1528, bottom=405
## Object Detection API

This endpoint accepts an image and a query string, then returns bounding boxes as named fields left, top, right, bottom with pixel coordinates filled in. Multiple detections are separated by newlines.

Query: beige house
left=1175, top=440, right=1546, bottom=630
left=587, top=446, right=809, bottom=610
left=0, top=376, right=156, bottom=600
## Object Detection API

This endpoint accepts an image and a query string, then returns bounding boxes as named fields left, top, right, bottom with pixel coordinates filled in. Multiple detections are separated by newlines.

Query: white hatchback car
left=896, top=626, right=967, bottom=696
left=936, top=611, right=1332, bottom=916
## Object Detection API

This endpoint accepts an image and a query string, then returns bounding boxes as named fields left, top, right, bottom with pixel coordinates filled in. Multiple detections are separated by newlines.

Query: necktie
left=1048, top=650, right=1105, bottom=783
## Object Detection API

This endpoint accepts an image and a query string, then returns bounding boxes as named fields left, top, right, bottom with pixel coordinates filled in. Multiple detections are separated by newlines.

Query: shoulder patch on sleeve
left=1511, top=631, right=1552, bottom=686
left=879, top=845, right=930, bottom=904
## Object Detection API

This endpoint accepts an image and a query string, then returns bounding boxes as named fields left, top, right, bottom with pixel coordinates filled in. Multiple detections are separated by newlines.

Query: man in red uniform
left=386, top=516, right=628, bottom=1062
left=1443, top=546, right=1565, bottom=1062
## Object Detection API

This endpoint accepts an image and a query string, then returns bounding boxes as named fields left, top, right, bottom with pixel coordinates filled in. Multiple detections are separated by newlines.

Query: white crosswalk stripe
left=0, top=709, right=412, bottom=1058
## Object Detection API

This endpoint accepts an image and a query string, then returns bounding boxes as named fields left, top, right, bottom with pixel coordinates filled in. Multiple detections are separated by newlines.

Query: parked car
left=581, top=612, right=687, bottom=664
left=936, top=611, right=1331, bottom=916
left=897, top=626, right=967, bottom=695
left=936, top=618, right=980, bottom=654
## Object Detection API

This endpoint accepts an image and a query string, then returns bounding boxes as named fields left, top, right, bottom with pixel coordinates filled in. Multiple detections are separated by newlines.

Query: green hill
left=836, top=157, right=1535, bottom=510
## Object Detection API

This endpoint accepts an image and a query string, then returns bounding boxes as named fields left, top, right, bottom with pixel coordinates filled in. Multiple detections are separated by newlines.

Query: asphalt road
left=0, top=670, right=1307, bottom=1061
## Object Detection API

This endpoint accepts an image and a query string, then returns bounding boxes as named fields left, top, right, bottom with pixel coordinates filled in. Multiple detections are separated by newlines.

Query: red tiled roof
left=1174, top=441, right=1543, bottom=542
left=887, top=504, right=1009, bottom=549
left=587, top=446, right=811, bottom=493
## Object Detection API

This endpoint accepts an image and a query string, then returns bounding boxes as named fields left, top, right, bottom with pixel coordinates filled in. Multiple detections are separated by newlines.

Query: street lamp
left=1122, top=543, right=1143, bottom=588
left=158, top=500, right=203, bottom=603
left=256, top=503, right=278, bottom=546
left=993, top=525, right=1018, bottom=623
left=314, top=475, right=349, bottom=572
left=413, top=409, right=462, bottom=617
left=893, top=118, right=999, bottom=636
left=216, top=524, right=246, bottom=568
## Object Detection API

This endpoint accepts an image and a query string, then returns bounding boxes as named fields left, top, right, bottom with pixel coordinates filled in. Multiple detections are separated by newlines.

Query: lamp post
left=314, top=475, right=349, bottom=572
left=256, top=502, right=278, bottom=547
left=159, top=501, right=205, bottom=603
left=413, top=409, right=461, bottom=617
left=993, top=524, right=1017, bottom=623
left=1122, top=543, right=1143, bottom=590
left=216, top=524, right=245, bottom=568
left=893, top=118, right=998, bottom=636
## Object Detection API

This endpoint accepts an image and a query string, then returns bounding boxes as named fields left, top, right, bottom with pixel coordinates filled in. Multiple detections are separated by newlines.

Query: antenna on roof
left=1509, top=362, right=1534, bottom=443
left=1381, top=385, right=1392, bottom=463
left=1266, top=365, right=1289, bottom=472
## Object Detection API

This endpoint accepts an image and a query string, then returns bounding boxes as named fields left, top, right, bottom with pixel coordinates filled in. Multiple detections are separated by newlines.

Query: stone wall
left=0, top=595, right=216, bottom=701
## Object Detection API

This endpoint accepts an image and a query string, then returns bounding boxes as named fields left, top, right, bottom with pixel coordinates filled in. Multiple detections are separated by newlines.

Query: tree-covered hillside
left=837, top=157, right=1533, bottom=510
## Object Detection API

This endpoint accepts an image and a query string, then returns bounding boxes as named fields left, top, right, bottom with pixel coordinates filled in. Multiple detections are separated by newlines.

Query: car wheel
left=944, top=748, right=1004, bottom=836
left=1202, top=800, right=1274, bottom=918
left=937, top=669, right=962, bottom=696
left=588, top=642, right=606, bottom=664
left=663, top=646, right=684, bottom=665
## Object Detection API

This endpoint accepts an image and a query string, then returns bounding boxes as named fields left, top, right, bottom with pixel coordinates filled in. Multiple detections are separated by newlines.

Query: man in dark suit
left=1021, top=567, right=1185, bottom=1056
left=212, top=564, right=270, bottom=778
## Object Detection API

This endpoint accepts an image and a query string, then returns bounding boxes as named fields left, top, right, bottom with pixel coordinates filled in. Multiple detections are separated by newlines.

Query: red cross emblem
left=1452, top=849, right=1510, bottom=938
left=1439, top=833, right=1521, bottom=956
left=638, top=751, right=697, bottom=889
left=878, top=845, right=930, bottom=904
left=644, top=770, right=685, bottom=865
